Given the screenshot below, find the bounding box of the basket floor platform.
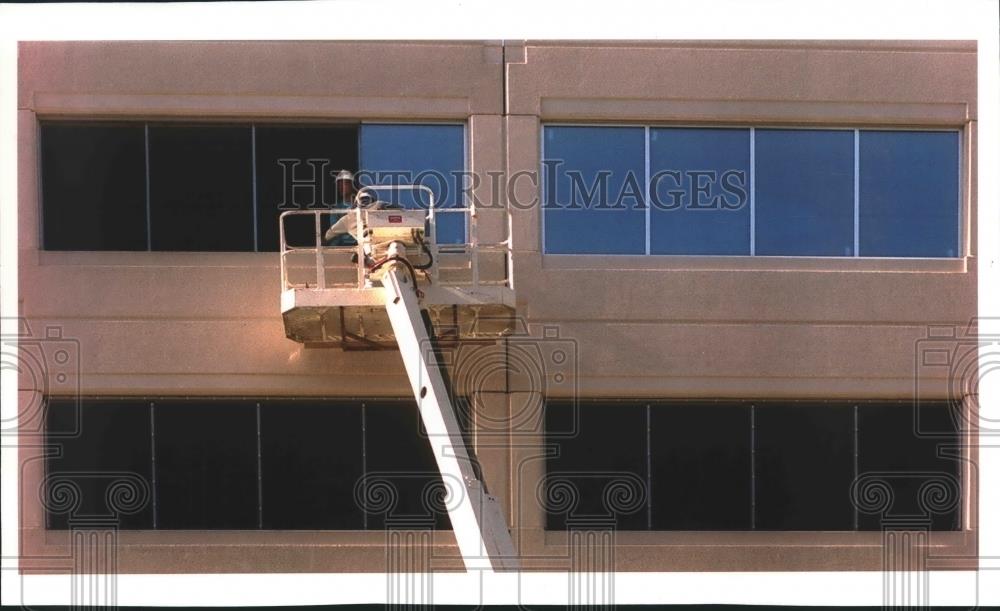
[281,285,516,349]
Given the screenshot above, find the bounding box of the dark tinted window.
[754,129,855,256]
[45,399,154,529]
[360,124,466,245]
[544,400,964,532]
[40,123,148,251]
[254,125,358,252]
[649,404,752,529]
[754,404,856,530]
[148,125,254,251]
[545,402,648,530]
[45,397,451,531]
[857,402,962,531]
[259,400,365,529]
[153,399,260,529]
[363,401,451,529]
[543,126,646,254]
[859,131,960,257]
[649,128,751,255]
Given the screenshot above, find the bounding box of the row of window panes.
[45,398,460,530]
[541,126,961,258]
[41,122,961,257]
[39,122,467,252]
[46,397,963,532]
[545,400,962,531]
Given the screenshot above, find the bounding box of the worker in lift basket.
[324,169,361,247]
[323,170,402,245]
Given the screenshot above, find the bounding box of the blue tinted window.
[859,131,959,257]
[754,129,855,256]
[359,124,466,245]
[543,126,646,254]
[649,128,750,255]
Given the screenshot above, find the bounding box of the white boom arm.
[382,258,519,572]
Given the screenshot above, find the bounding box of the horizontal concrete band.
[29,92,472,120]
[539,98,970,125]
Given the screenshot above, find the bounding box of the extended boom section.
[383,251,519,571]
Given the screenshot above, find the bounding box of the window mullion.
[644,125,650,256]
[150,400,158,529]
[145,123,152,252]
[749,127,756,256]
[750,403,756,530]
[256,400,263,529]
[646,402,652,529]
[251,124,259,252]
[853,403,859,530]
[854,129,860,257]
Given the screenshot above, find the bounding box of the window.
[546,402,648,529]
[45,399,154,529]
[148,125,255,252]
[649,403,752,529]
[857,402,962,530]
[754,129,855,256]
[543,126,646,254]
[258,400,365,530]
[40,123,148,251]
[541,125,961,258]
[360,124,467,246]
[44,398,449,531]
[39,121,466,252]
[545,400,963,531]
[649,128,751,255]
[859,131,960,257]
[153,399,260,529]
[254,125,359,252]
[364,401,452,529]
[753,403,855,530]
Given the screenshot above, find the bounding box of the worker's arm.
[324,213,355,242]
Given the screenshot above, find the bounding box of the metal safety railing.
[279,184,513,293]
